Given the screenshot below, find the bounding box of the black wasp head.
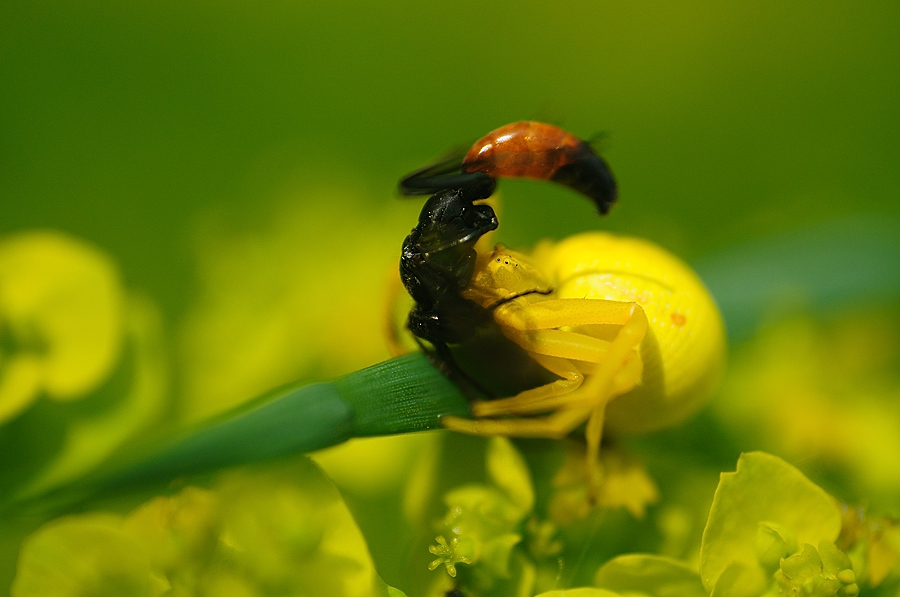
[400,185,498,305]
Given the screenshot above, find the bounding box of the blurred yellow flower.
[549,444,659,523]
[0,231,168,504]
[714,311,900,510]
[0,231,123,422]
[177,186,415,421]
[699,452,844,597]
[122,486,220,588]
[12,457,394,597]
[11,513,169,597]
[535,589,620,597]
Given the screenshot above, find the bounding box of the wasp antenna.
[530,103,566,128]
[584,130,611,149]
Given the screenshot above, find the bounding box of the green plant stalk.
[12,353,467,510]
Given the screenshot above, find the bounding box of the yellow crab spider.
[440,233,726,485]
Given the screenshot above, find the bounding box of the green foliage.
[594,554,708,597]
[11,459,397,597]
[699,452,842,595]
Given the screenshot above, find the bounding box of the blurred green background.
[4,1,898,324]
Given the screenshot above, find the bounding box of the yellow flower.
[425,437,542,593]
[0,231,167,503]
[714,312,900,510]
[0,231,123,422]
[177,188,414,421]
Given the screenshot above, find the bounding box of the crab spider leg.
[577,304,648,473]
[472,353,584,417]
[442,405,594,439]
[443,301,648,435]
[494,297,641,331]
[467,300,647,417]
[471,350,641,417]
[442,298,649,498]
[504,328,616,364]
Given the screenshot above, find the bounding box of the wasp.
[395,122,725,491]
[397,122,618,372]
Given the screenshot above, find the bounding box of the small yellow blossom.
[0,233,166,503]
[550,443,659,524]
[774,542,859,597]
[428,535,473,577]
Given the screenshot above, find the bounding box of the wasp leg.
[384,269,413,358]
[419,338,496,400]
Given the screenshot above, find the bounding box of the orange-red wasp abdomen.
[462,121,617,214]
[462,121,582,180]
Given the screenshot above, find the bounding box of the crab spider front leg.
[471,352,585,417]
[441,298,649,491]
[475,298,647,413]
